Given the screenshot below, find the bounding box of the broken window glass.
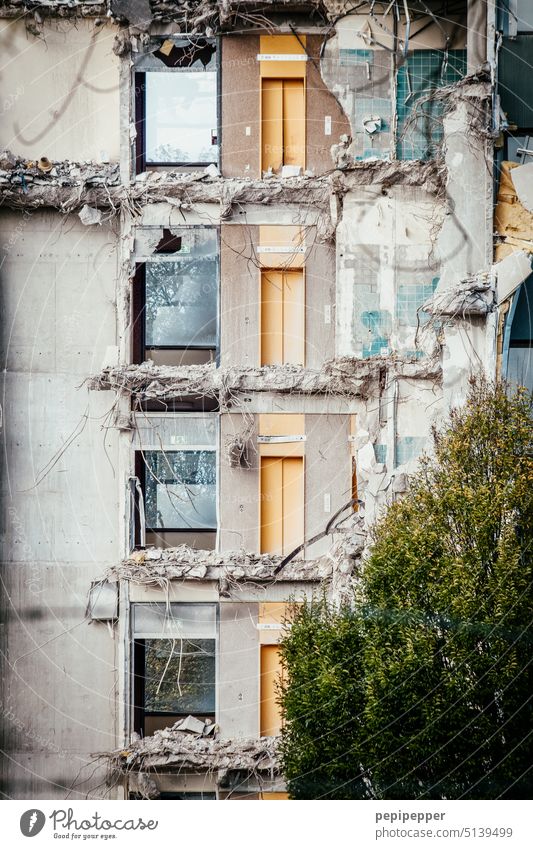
[133,602,217,639]
[133,227,219,367]
[144,450,217,530]
[143,638,215,714]
[145,229,218,349]
[133,603,217,734]
[145,71,218,165]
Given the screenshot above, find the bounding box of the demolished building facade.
[0,0,531,799]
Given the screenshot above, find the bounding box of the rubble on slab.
[106,519,366,593]
[89,357,442,403]
[0,154,446,215]
[0,0,335,29]
[423,273,495,319]
[98,726,280,776]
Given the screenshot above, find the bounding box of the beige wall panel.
[221,35,260,178]
[219,413,260,551]
[306,35,351,175]
[220,224,260,368]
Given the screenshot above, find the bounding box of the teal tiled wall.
[396,50,467,159]
[396,277,439,327]
[395,436,426,466]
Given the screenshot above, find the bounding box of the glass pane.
[144,451,216,530]
[133,603,216,639]
[144,638,215,714]
[133,414,216,450]
[145,71,218,164]
[506,135,533,163]
[145,231,218,347]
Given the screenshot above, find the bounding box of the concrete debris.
[112,29,131,56]
[110,0,152,32]
[174,715,211,736]
[105,515,367,606]
[89,357,442,403]
[0,156,447,215]
[495,250,532,304]
[0,150,17,170]
[78,204,103,226]
[98,727,280,775]
[1,1,333,28]
[136,772,158,799]
[422,274,495,318]
[0,1,107,19]
[0,152,120,212]
[510,162,533,214]
[107,540,356,586]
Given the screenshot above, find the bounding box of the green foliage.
[279,382,533,799]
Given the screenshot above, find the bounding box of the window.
[133,603,217,736]
[504,275,533,394]
[260,269,305,365]
[504,133,533,163]
[138,449,217,550]
[132,227,218,367]
[131,793,216,800]
[499,35,533,129]
[134,39,218,172]
[260,456,304,555]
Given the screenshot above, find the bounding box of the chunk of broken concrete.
[175,715,207,735]
[510,161,533,214]
[204,163,220,178]
[495,249,532,303]
[79,204,103,226]
[281,164,302,178]
[0,150,17,170]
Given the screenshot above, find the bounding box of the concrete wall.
[221,35,260,179]
[218,602,259,740]
[219,413,260,552]
[220,224,260,368]
[336,186,444,358]
[305,414,352,557]
[220,34,350,178]
[220,224,335,369]
[0,211,120,798]
[0,20,120,162]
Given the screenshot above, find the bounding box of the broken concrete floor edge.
[0,0,337,29]
[108,536,364,586]
[0,158,447,214]
[89,357,443,401]
[96,731,281,785]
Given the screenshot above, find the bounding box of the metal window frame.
[131,601,219,736]
[132,225,220,366]
[133,37,221,174]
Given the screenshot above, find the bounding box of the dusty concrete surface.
[89,357,442,402]
[99,726,280,777]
